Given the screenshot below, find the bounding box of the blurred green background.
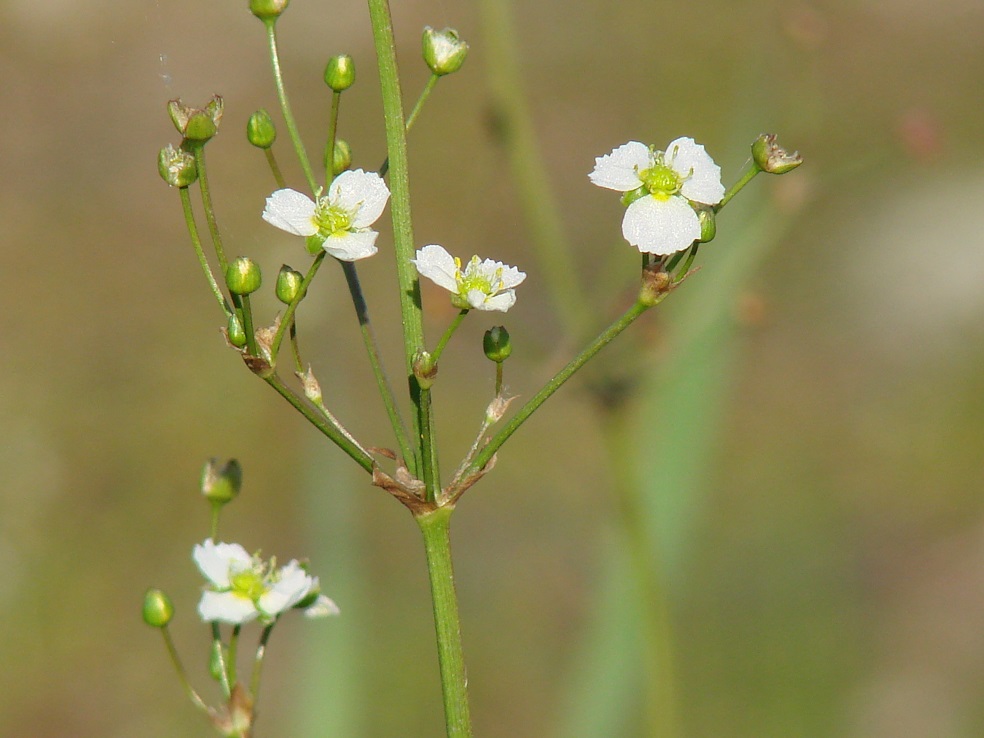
[3,0,984,736]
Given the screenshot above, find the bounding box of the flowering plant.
[146,1,801,736]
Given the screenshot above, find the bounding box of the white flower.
[262,169,390,261]
[193,540,319,625]
[589,137,724,255]
[412,244,526,312]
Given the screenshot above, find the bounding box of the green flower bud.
[246,109,277,149]
[324,54,355,92]
[483,326,512,363]
[412,350,438,389]
[422,26,469,76]
[225,257,262,295]
[168,96,224,142]
[200,458,243,504]
[329,139,352,176]
[250,0,289,21]
[142,588,174,628]
[158,144,198,188]
[697,208,716,243]
[751,133,803,174]
[227,314,247,348]
[275,265,304,304]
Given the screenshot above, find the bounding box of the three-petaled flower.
[193,539,338,625]
[262,169,390,261]
[589,137,724,255]
[412,244,526,312]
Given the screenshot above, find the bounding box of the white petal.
[304,594,341,619]
[262,189,319,236]
[259,561,314,617]
[198,590,258,624]
[323,230,379,261]
[478,290,516,312]
[666,137,725,205]
[193,540,251,588]
[495,264,526,289]
[412,244,461,292]
[621,195,700,255]
[589,141,652,191]
[329,169,390,228]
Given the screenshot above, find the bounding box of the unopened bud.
[158,144,198,188]
[226,314,247,348]
[250,0,289,21]
[412,350,438,389]
[422,27,468,76]
[142,588,174,628]
[697,208,716,243]
[329,139,352,176]
[209,640,227,682]
[201,458,243,504]
[168,96,224,142]
[324,54,355,92]
[751,133,803,174]
[226,257,262,295]
[276,265,304,304]
[246,110,277,149]
[483,326,512,363]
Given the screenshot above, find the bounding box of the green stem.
[262,373,374,473]
[179,187,229,316]
[251,623,276,702]
[236,293,260,358]
[340,261,414,470]
[715,163,760,212]
[324,90,341,189]
[227,625,241,687]
[477,0,591,338]
[264,19,318,193]
[495,362,503,396]
[420,386,440,503]
[271,253,326,362]
[366,0,425,374]
[160,626,209,712]
[211,622,232,698]
[431,310,468,365]
[467,297,659,476]
[209,501,222,541]
[416,507,472,737]
[379,74,440,178]
[367,0,428,486]
[190,144,228,271]
[265,148,286,189]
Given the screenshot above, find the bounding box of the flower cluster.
[413,244,526,312]
[193,539,338,625]
[590,137,724,255]
[262,169,390,261]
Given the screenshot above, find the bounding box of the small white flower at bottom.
[261,169,390,262]
[589,137,724,255]
[412,244,526,312]
[193,539,320,625]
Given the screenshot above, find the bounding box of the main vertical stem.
[366,0,426,475]
[416,507,473,737]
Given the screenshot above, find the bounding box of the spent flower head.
[590,137,724,255]
[412,244,526,312]
[262,169,390,261]
[193,539,333,625]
